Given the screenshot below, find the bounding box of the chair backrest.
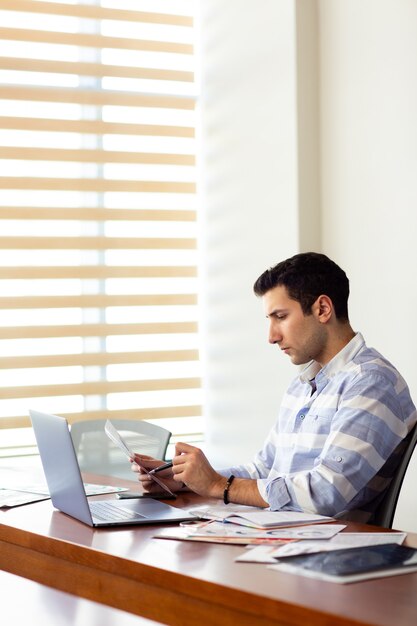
[371,423,417,528]
[70,418,171,481]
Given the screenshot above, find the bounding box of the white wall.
[319,0,417,531]
[199,0,417,530]
[198,0,300,466]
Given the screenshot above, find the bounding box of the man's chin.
[290,355,310,366]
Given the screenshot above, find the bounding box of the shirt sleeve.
[220,371,414,516]
[261,372,411,515]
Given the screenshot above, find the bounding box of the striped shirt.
[222,333,417,521]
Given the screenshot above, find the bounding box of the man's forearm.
[209,475,269,508]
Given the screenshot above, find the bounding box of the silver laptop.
[29,409,197,527]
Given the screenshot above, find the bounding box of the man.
[132,252,416,521]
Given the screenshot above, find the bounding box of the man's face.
[262,285,328,366]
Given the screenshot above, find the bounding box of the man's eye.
[275,314,286,320]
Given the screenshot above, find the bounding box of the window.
[0,0,201,461]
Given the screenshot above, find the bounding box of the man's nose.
[268,322,282,345]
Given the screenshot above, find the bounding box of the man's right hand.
[131,453,182,493]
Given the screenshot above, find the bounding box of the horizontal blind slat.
[4,406,203,429]
[0,266,198,279]
[0,178,196,193]
[2,1,194,27]
[0,378,201,400]
[0,117,195,138]
[0,146,195,166]
[0,28,193,54]
[0,350,199,369]
[0,294,197,309]
[0,57,194,83]
[0,237,196,249]
[0,208,196,221]
[0,86,195,109]
[0,322,198,340]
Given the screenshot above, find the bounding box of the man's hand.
[172,442,269,507]
[171,442,226,498]
[131,453,182,494]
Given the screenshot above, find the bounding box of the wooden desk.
[1,480,417,626]
[1,569,160,626]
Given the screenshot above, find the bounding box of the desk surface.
[1,477,417,626]
[1,569,159,626]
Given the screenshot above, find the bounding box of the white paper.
[257,523,346,539]
[236,544,288,564]
[105,419,134,459]
[238,532,407,563]
[0,489,49,508]
[178,521,344,539]
[0,484,128,508]
[270,531,407,558]
[105,419,175,496]
[192,504,332,529]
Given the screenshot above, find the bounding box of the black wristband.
[223,474,235,505]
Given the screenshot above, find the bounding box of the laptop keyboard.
[90,500,145,521]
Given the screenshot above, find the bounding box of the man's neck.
[317,324,356,368]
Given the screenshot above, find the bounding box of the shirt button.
[299,414,305,420]
[336,456,343,463]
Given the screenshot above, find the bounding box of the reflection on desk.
[1,570,160,626]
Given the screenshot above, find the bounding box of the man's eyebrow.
[266,308,287,318]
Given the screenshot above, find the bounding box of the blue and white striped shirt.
[222,333,417,521]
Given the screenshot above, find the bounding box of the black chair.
[71,418,171,481]
[371,423,417,528]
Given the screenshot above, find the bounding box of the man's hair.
[253,252,350,321]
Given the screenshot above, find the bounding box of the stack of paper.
[191,504,333,529]
[155,522,345,546]
[154,505,338,546]
[236,532,407,563]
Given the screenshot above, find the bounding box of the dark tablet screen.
[283,543,417,576]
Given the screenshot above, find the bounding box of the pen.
[148,460,173,475]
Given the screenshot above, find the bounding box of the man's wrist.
[209,474,229,499]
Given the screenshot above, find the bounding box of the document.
[236,531,407,563]
[104,419,175,496]
[154,529,292,546]
[0,484,127,508]
[155,521,344,547]
[269,543,417,584]
[154,525,298,546]
[192,504,333,529]
[0,489,49,508]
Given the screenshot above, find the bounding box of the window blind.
[0,0,202,456]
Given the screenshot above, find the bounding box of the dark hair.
[253,252,350,321]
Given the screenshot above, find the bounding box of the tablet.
[282,543,417,577]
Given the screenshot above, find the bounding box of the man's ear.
[313,295,333,323]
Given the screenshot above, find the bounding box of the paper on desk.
[105,419,175,496]
[184,521,345,540]
[0,484,127,508]
[154,521,344,547]
[154,525,297,546]
[191,504,333,529]
[84,483,128,496]
[236,531,407,563]
[0,489,50,508]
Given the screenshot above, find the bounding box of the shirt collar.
[299,332,365,387]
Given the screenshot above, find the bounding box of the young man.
[132,252,417,521]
